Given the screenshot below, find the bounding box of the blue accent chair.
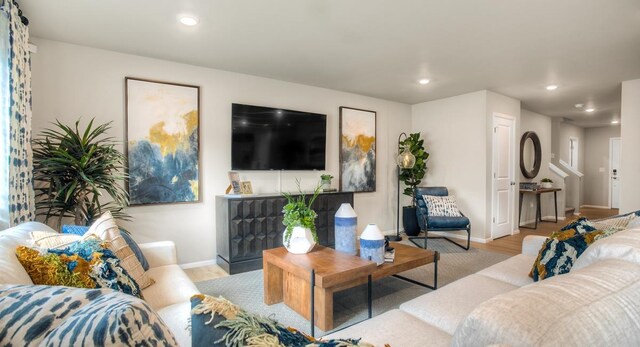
[412,187,471,250]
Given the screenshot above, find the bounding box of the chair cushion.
[0,284,178,346]
[323,309,452,347]
[426,216,470,229]
[399,274,518,335]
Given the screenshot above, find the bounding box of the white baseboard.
[581,205,610,209]
[180,259,217,269]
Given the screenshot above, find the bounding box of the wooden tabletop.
[519,188,561,194]
[262,245,377,288]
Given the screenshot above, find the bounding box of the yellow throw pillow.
[84,212,155,289]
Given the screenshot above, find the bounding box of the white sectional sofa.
[0,222,198,347]
[325,229,640,346]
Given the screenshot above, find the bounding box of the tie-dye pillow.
[15,238,142,298]
[560,217,597,234]
[0,285,177,346]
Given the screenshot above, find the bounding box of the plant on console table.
[399,133,429,236]
[282,182,321,254]
[32,118,130,228]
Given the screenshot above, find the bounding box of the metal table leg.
[310,269,315,337]
[367,275,372,319]
[393,251,439,290]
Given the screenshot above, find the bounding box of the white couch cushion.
[573,228,640,271]
[452,259,640,347]
[0,222,54,285]
[322,309,451,347]
[399,274,517,335]
[476,253,536,287]
[143,264,199,310]
[157,301,192,347]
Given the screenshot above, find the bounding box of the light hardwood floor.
[184,207,620,282]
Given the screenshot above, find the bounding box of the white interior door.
[569,137,579,169]
[610,137,621,209]
[492,114,515,239]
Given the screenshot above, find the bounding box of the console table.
[216,191,354,274]
[518,188,561,230]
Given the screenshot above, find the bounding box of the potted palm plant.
[32,118,130,227]
[282,181,321,254]
[399,133,429,236]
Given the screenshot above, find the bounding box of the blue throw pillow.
[61,224,150,271]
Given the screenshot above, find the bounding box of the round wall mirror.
[520,131,541,179]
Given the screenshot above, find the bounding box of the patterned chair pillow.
[592,213,636,231]
[423,195,462,217]
[0,284,177,346]
[15,238,143,298]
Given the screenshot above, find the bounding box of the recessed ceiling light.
[545,85,558,91]
[611,120,620,124]
[574,103,584,108]
[179,15,199,26]
[585,108,595,113]
[418,79,430,85]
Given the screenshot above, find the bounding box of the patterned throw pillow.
[191,294,373,347]
[0,284,177,346]
[15,238,143,298]
[529,230,605,281]
[424,195,462,217]
[560,217,597,234]
[62,224,150,271]
[85,212,154,288]
[592,213,636,231]
[30,231,81,249]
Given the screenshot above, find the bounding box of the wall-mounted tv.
[231,103,327,170]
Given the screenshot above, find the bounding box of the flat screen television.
[231,103,327,170]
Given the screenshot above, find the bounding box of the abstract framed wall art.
[125,77,200,205]
[339,107,376,192]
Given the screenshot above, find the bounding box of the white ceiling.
[21,0,640,127]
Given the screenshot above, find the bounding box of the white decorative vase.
[360,223,385,265]
[321,179,331,190]
[283,226,316,254]
[335,203,357,255]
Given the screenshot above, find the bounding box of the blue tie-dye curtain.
[0,0,33,229]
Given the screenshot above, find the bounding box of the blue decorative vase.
[360,223,385,265]
[335,203,357,255]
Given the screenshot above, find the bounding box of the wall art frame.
[124,77,201,206]
[339,106,377,193]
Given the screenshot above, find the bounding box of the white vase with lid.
[359,223,385,265]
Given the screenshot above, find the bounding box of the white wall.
[411,90,520,241]
[552,120,585,210]
[620,79,640,213]
[520,109,555,221]
[412,91,488,241]
[30,38,412,264]
[583,125,621,208]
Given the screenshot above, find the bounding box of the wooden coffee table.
[263,243,439,334]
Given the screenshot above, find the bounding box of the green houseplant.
[540,178,553,189]
[282,181,321,253]
[32,119,130,227]
[398,133,430,235]
[320,174,334,190]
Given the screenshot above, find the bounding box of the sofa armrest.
[139,241,177,268]
[521,235,547,256]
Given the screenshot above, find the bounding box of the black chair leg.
[408,227,471,251]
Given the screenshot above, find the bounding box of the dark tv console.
[215,191,354,274]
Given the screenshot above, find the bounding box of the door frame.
[491,112,516,239]
[608,137,621,209]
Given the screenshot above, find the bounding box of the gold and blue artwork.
[125,78,200,205]
[339,107,376,192]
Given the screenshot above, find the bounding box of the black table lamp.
[390,132,416,241]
